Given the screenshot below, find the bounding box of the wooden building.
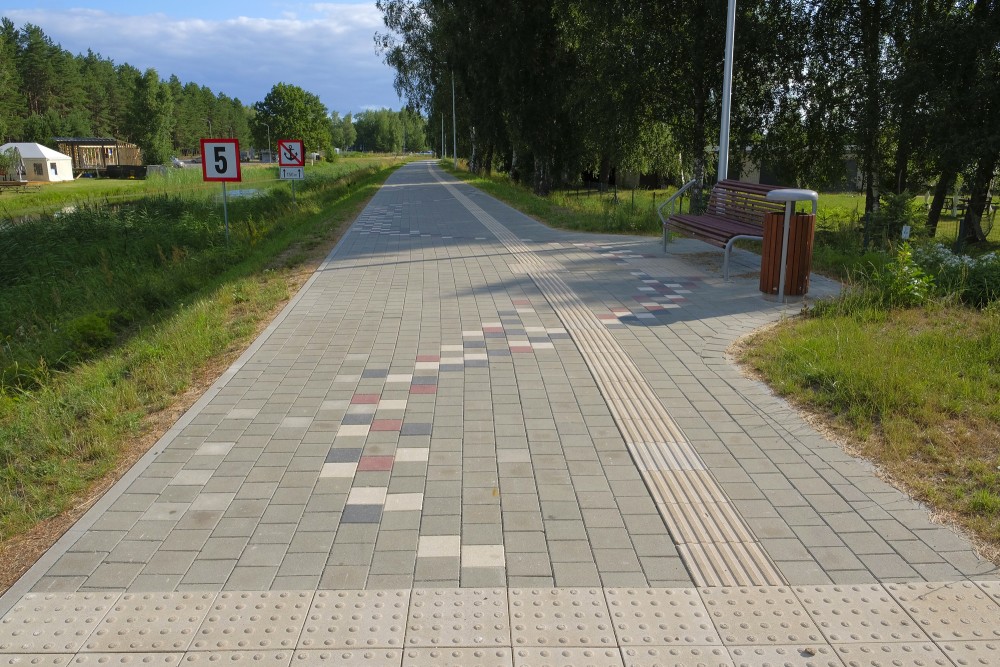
[53,138,143,175]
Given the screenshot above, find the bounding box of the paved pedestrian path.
[1,162,997,665]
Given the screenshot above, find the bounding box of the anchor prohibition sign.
[278,139,305,167]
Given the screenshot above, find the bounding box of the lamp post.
[204,118,212,135]
[718,0,736,181]
[263,122,271,163]
[451,69,457,169]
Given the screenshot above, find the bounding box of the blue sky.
[3,1,402,114]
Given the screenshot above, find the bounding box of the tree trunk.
[469,126,478,174]
[959,153,998,245]
[892,139,910,195]
[860,0,883,217]
[690,91,707,214]
[598,154,612,193]
[926,169,955,236]
[483,144,494,176]
[534,154,552,196]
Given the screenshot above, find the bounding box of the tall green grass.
[0,159,392,393]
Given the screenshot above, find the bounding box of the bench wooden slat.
[666,180,786,250]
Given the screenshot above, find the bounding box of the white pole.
[718,0,736,182]
[452,70,457,169]
[222,182,230,245]
[778,201,792,303]
[441,113,444,159]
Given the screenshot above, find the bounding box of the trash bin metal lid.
[766,188,818,213]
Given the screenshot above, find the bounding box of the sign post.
[200,138,241,244]
[278,139,305,203]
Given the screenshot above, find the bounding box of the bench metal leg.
[723,234,763,282]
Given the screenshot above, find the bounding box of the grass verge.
[739,305,1000,558]
[0,159,400,589]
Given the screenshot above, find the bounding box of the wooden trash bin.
[759,211,816,297]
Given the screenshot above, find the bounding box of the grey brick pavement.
[4,161,995,605]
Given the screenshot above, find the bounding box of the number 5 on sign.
[200,138,241,182]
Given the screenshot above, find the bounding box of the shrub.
[63,311,116,355]
[912,242,1000,307]
[863,242,933,309]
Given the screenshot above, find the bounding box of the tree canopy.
[252,83,335,156]
[376,0,1000,240]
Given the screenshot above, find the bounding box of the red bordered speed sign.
[201,138,242,182]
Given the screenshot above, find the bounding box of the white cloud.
[3,5,399,113]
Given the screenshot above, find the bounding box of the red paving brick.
[409,384,437,394]
[370,419,403,431]
[357,455,394,471]
[351,394,381,404]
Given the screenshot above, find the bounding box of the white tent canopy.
[0,142,74,183]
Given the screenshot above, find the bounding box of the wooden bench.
[658,179,787,280]
[0,180,40,193]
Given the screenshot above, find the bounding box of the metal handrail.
[657,179,697,251]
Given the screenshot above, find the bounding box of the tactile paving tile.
[192,592,312,651]
[974,579,1000,606]
[0,656,76,667]
[604,588,720,645]
[508,589,615,648]
[512,647,622,666]
[698,587,823,646]
[400,647,512,666]
[939,640,1000,666]
[886,582,1000,642]
[300,590,409,649]
[70,654,184,666]
[727,644,841,667]
[82,592,216,652]
[181,651,294,666]
[292,649,403,666]
[0,592,119,653]
[793,585,926,643]
[831,642,951,666]
[405,589,510,648]
[620,645,733,667]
